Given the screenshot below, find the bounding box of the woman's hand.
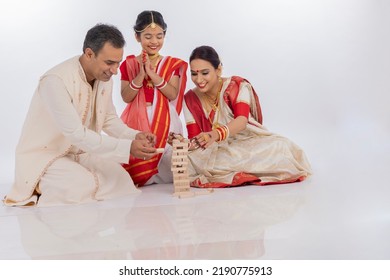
[192,131,219,149]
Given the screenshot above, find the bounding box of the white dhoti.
[36,153,140,207]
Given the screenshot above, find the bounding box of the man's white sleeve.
[39,75,132,163]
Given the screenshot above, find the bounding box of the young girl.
[120,11,188,186]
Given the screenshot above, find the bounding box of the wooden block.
[172,138,197,198]
[172,155,187,160]
[156,148,164,153]
[171,168,188,172]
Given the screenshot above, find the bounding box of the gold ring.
[203,134,210,142]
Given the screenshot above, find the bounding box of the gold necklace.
[204,78,223,128]
[204,78,223,110]
[148,53,160,61]
[204,96,218,111]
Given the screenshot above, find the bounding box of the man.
[4,24,158,207]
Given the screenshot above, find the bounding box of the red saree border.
[191,172,307,188]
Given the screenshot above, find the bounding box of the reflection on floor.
[1,124,390,260]
[1,183,306,259]
[1,171,389,260]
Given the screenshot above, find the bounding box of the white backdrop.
[1,0,389,183]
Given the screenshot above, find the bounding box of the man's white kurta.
[4,56,140,206]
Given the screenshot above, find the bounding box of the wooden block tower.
[171,139,194,198]
[171,138,214,198]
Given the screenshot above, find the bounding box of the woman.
[183,46,311,188]
[120,11,188,186]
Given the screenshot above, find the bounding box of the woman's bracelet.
[214,125,229,142]
[129,80,142,91]
[225,125,230,139]
[155,79,167,90]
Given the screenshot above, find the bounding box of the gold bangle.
[214,125,228,142]
[225,125,230,139]
[215,128,222,142]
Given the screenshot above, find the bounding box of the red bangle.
[214,125,229,142]
[155,79,167,89]
[130,80,142,90]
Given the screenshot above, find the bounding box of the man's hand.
[167,132,185,146]
[131,132,158,160]
[135,132,156,147]
[130,139,157,160]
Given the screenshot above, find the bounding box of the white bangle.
[129,80,142,90]
[156,80,167,90]
[128,83,138,91]
[154,79,165,87]
[225,125,230,139]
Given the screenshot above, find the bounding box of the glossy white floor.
[1,121,389,260]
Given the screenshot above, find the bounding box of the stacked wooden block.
[171,139,193,198]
